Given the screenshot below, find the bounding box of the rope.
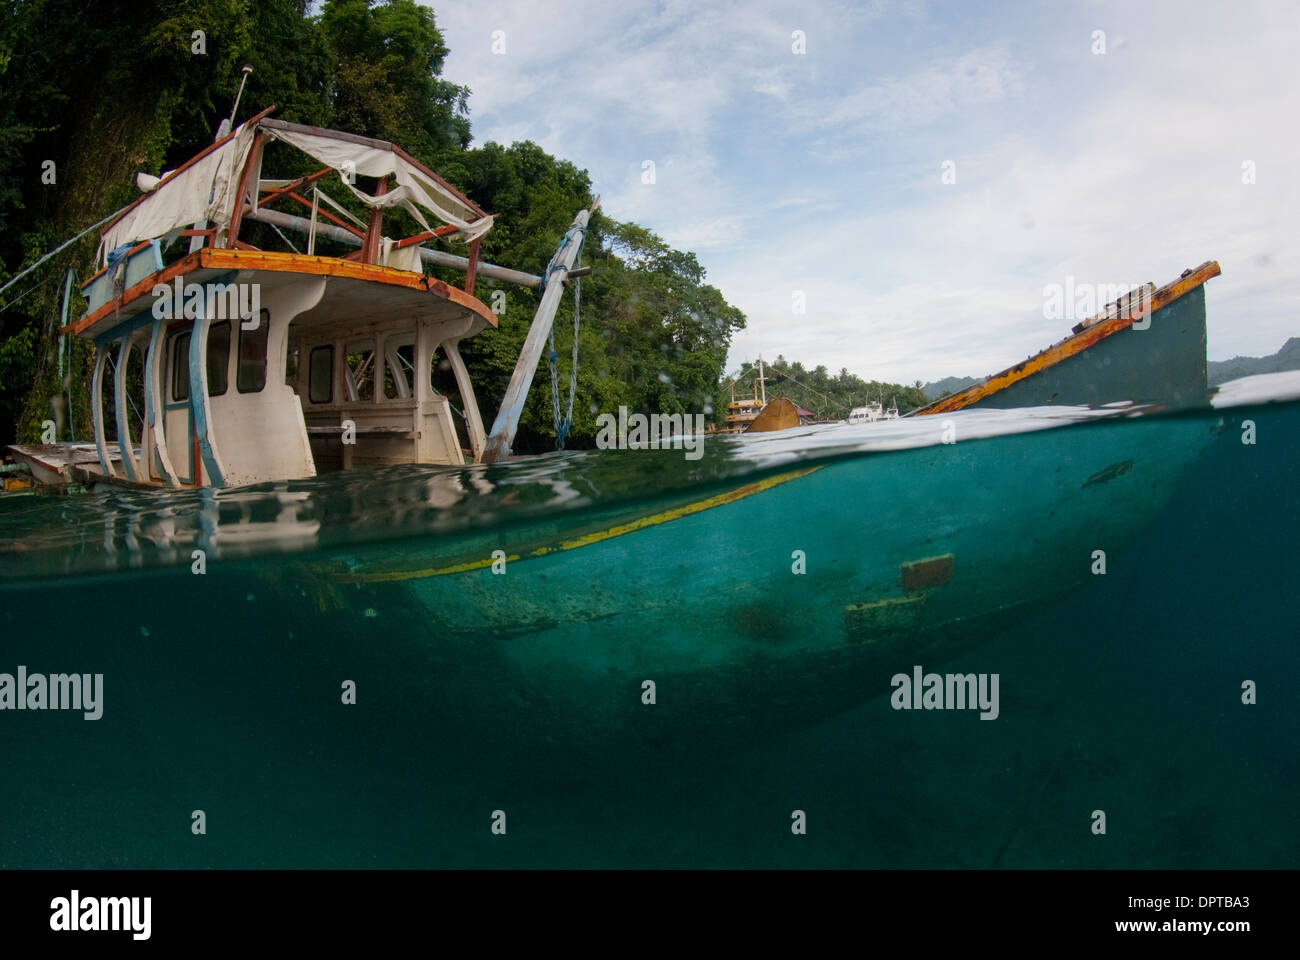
[268,221,301,253]
[0,274,57,315]
[0,205,127,301]
[545,222,586,450]
[535,220,587,297]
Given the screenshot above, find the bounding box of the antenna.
[214,65,254,141]
[193,65,254,252]
[229,65,254,129]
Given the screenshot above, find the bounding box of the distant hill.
[921,338,1300,401]
[1208,338,1300,385]
[921,376,981,402]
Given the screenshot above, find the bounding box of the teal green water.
[0,381,1297,867]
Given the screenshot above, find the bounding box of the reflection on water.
[4,372,1298,581]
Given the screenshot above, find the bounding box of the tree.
[0,0,747,456]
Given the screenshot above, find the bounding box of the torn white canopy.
[260,121,493,242]
[98,119,257,264]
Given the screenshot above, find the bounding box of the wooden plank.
[901,554,955,591]
[914,261,1221,416]
[362,177,387,264]
[305,426,415,437]
[67,247,499,338]
[256,166,334,208]
[465,237,481,296]
[393,225,460,249]
[224,132,266,246]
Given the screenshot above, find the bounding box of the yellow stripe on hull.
[338,465,823,584]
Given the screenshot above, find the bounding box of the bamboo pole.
[481,199,599,464]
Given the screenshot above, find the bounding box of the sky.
[428,0,1300,384]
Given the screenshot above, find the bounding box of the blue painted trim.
[115,338,138,482]
[143,312,166,481]
[188,295,226,487]
[91,347,114,477]
[91,310,155,345]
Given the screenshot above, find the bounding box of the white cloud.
[427,0,1300,383]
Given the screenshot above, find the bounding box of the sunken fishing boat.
[0,105,1231,741]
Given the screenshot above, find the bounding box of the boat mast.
[189,65,254,254]
[481,199,600,463]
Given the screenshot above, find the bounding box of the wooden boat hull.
[744,397,801,433]
[315,412,1222,745]
[969,284,1207,410]
[917,262,1219,415]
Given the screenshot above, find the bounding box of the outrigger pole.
[481,199,600,464]
[244,207,550,289]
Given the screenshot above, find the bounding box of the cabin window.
[207,321,230,397]
[430,346,457,398]
[384,340,415,400]
[285,344,299,390]
[237,308,270,393]
[344,339,375,402]
[171,332,191,402]
[309,346,334,404]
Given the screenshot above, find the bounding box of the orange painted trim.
[66,248,498,338]
[288,191,365,238]
[71,251,206,334]
[393,225,460,249]
[257,166,334,208]
[914,261,1221,416]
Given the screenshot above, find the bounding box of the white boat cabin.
[847,402,883,424]
[66,113,505,488]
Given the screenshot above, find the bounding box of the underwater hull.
[328,414,1222,743]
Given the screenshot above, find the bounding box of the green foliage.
[433,141,745,451]
[731,357,929,419]
[321,0,469,155]
[0,325,36,438]
[0,0,745,456]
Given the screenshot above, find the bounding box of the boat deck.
[6,443,128,486]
